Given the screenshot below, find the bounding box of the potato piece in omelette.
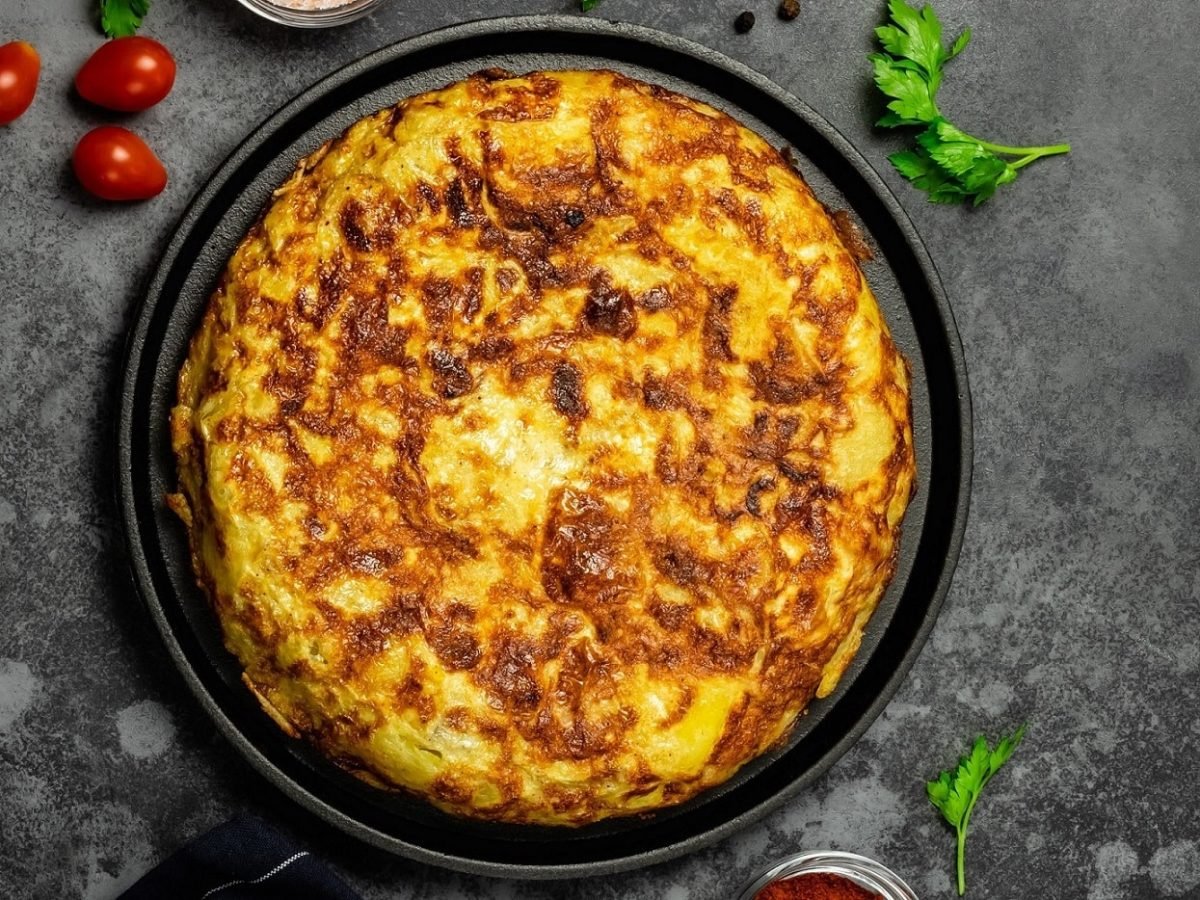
[169,69,915,825]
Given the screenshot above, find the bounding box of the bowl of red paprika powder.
[736,850,919,900]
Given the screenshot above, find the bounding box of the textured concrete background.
[1,0,1198,897]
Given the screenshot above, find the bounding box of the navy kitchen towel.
[119,814,361,899]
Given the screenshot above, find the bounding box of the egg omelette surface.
[169,69,916,825]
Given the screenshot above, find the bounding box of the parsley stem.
[955,767,995,896]
[955,816,970,895]
[973,138,1072,158]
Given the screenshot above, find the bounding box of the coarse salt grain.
[267,0,358,9]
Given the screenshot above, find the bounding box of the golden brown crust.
[170,69,915,824]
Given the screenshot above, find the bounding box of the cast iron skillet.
[117,15,972,879]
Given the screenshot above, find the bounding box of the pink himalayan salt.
[268,0,357,9]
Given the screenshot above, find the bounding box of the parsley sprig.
[100,0,152,38]
[927,724,1026,895]
[870,1,1069,205]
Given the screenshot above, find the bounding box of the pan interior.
[118,16,969,879]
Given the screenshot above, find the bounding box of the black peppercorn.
[778,0,800,21]
[734,10,755,33]
[564,208,585,229]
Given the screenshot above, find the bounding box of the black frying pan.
[116,15,972,879]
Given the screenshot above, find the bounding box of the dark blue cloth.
[120,814,361,900]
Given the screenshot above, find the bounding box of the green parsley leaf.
[875,0,945,81]
[871,55,940,125]
[932,118,976,145]
[100,0,151,38]
[928,139,987,177]
[869,2,1068,205]
[926,724,1027,895]
[920,121,985,174]
[888,149,935,181]
[988,724,1026,770]
[949,27,972,59]
[887,147,964,204]
[926,769,953,805]
[580,0,601,11]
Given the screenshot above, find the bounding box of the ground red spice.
[754,872,883,900]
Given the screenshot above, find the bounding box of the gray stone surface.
[1,0,1197,897]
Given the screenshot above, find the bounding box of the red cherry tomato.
[73,126,167,201]
[75,37,176,112]
[0,41,40,125]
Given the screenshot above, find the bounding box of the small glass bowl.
[234,0,385,28]
[735,850,920,900]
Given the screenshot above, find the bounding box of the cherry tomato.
[0,41,40,125]
[75,37,176,112]
[73,126,167,201]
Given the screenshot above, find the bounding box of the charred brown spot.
[560,719,619,760]
[347,548,394,574]
[480,634,541,710]
[541,490,634,615]
[474,73,562,123]
[589,98,627,179]
[444,174,485,230]
[714,189,766,246]
[553,642,595,711]
[345,593,425,659]
[829,208,874,262]
[759,643,822,720]
[431,774,471,804]
[748,340,840,407]
[445,179,471,227]
[745,476,776,517]
[339,200,371,252]
[427,348,473,399]
[461,267,484,321]
[263,359,314,418]
[385,104,405,132]
[655,440,681,484]
[649,599,692,631]
[583,274,637,339]
[527,72,562,98]
[776,484,838,568]
[692,621,760,673]
[470,335,515,361]
[749,361,813,405]
[420,272,482,332]
[474,67,517,82]
[641,371,687,411]
[442,707,469,731]
[550,361,588,420]
[778,459,817,483]
[710,698,755,766]
[652,540,712,589]
[339,198,395,252]
[495,267,519,294]
[637,285,672,311]
[544,610,584,658]
[564,208,586,229]
[340,293,413,368]
[300,258,349,328]
[702,284,738,363]
[420,278,454,331]
[416,182,441,213]
[444,139,487,228]
[427,625,482,671]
